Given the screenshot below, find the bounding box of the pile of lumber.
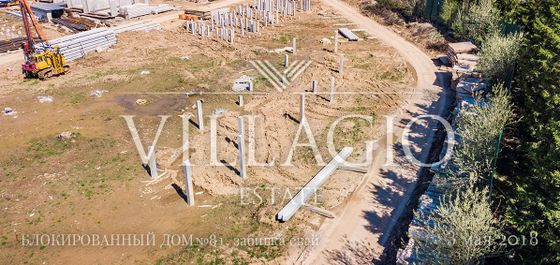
[447,42,479,72]
[52,17,96,32]
[0,37,25,53]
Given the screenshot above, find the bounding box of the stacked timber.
[447,42,479,71]
[52,17,93,32]
[0,37,32,53]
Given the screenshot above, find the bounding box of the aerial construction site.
[1,0,555,264]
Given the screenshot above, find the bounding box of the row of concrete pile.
[36,21,160,61]
[184,0,312,45]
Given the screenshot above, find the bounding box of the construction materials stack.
[120,3,153,19]
[35,21,161,61]
[120,3,173,19]
[447,42,479,72]
[36,28,116,61]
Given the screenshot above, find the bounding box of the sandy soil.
[0,0,419,264]
[289,0,451,264]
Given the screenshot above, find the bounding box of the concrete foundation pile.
[184,0,311,45]
[37,28,117,61]
[36,22,160,61]
[276,147,353,222]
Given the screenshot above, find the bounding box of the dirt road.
[294,0,451,263]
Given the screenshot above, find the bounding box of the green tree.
[413,188,503,264]
[479,32,523,83]
[438,84,514,190]
[500,0,560,263]
[447,0,501,44]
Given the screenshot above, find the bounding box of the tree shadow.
[323,237,377,265]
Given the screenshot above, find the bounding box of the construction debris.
[30,3,64,22]
[37,95,54,103]
[90,89,107,97]
[232,75,253,92]
[3,107,17,117]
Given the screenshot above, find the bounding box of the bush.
[445,0,502,44]
[413,187,503,265]
[377,0,425,19]
[439,83,514,189]
[479,32,523,83]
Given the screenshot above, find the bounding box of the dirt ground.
[341,0,448,57]
[0,1,413,264]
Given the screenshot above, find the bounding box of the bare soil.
[0,1,413,264]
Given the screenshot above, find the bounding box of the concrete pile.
[184,0,312,45]
[338,28,358,41]
[397,77,490,265]
[37,28,117,61]
[277,147,353,222]
[36,21,161,61]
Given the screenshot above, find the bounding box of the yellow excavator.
[0,1,19,7]
[18,0,68,79]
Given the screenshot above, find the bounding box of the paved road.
[294,0,450,263]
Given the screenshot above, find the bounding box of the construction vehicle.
[0,0,18,7]
[18,0,68,79]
